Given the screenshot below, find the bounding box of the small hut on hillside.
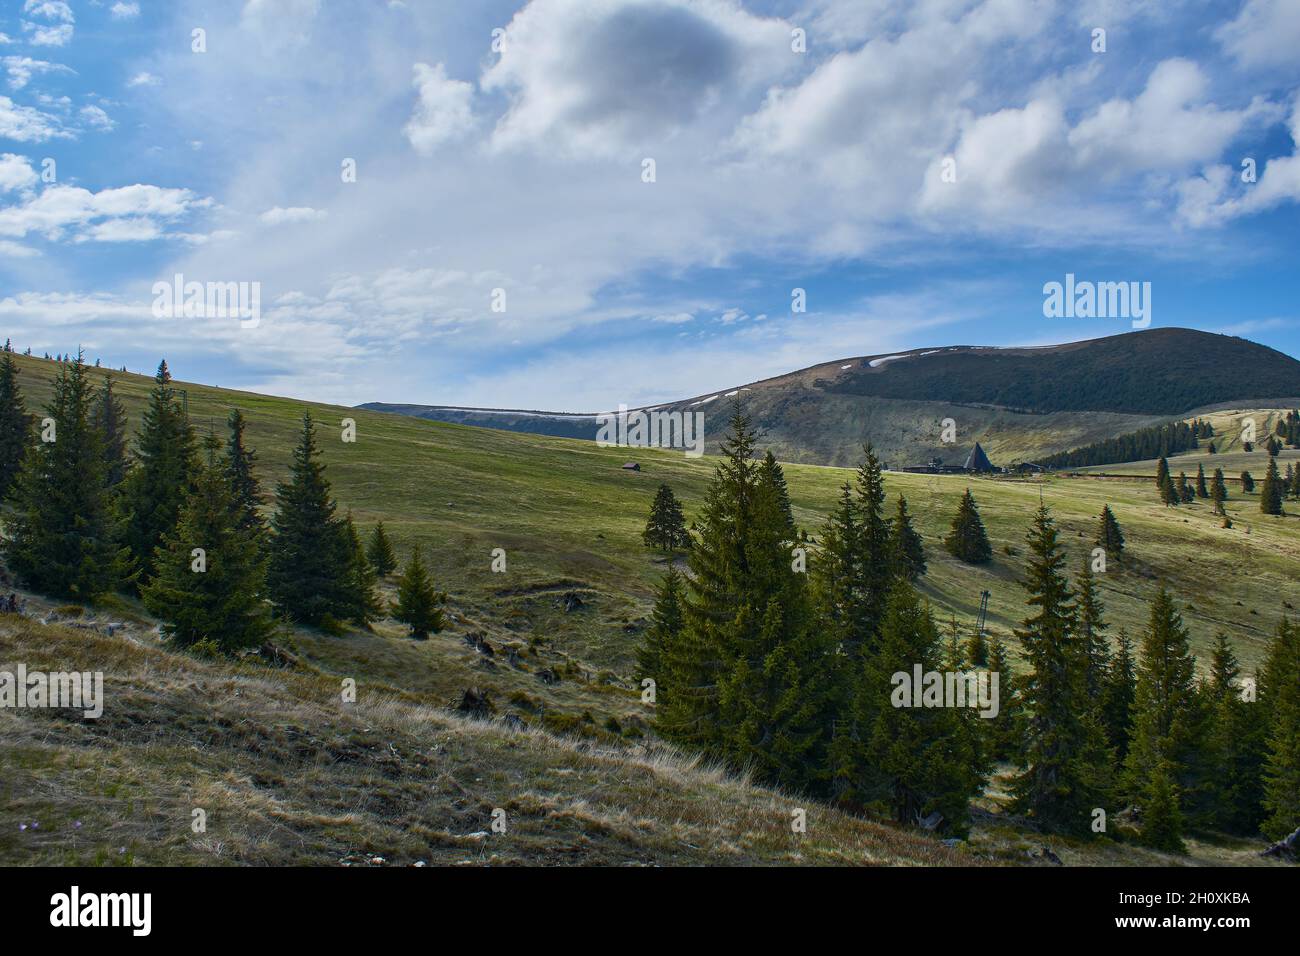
[964,442,996,473]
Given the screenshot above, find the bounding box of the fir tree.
[985,636,1025,763]
[1260,618,1300,840]
[223,409,265,541]
[1124,587,1203,840]
[889,494,926,581]
[1101,630,1137,762]
[943,489,992,564]
[1142,759,1186,853]
[1177,472,1194,504]
[642,483,691,552]
[1096,504,1125,561]
[1195,463,1208,498]
[1010,507,1112,836]
[1076,554,1110,700]
[120,360,197,587]
[90,375,129,489]
[4,352,124,599]
[1210,467,1227,516]
[861,582,984,835]
[266,412,359,629]
[1200,633,1266,834]
[638,564,684,687]
[341,512,382,626]
[759,451,795,537]
[1156,456,1178,506]
[391,545,446,639]
[1240,470,1254,494]
[142,436,275,652]
[366,521,398,577]
[1260,456,1284,515]
[0,346,31,501]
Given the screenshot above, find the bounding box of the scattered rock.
[1261,826,1299,861]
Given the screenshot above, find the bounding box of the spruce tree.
[861,582,984,835]
[638,565,684,687]
[224,409,265,541]
[341,512,382,626]
[90,375,129,489]
[642,483,691,552]
[1096,504,1125,561]
[1101,630,1137,762]
[889,494,926,581]
[1177,472,1194,504]
[1240,470,1254,494]
[944,489,992,564]
[1010,506,1112,836]
[4,352,124,599]
[142,437,275,652]
[1156,456,1178,506]
[391,545,446,639]
[1260,618,1300,840]
[1124,586,1202,843]
[1260,456,1284,515]
[1195,463,1208,498]
[1210,467,1227,515]
[1076,554,1110,700]
[1142,759,1186,853]
[266,412,357,629]
[121,360,197,587]
[1201,633,1266,834]
[366,521,398,577]
[759,450,795,537]
[985,636,1025,764]
[0,346,31,501]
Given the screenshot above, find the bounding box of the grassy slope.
[3,354,1296,866]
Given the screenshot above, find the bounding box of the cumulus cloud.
[403,63,475,155]
[3,55,74,91]
[482,0,793,155]
[1215,0,1300,71]
[0,95,67,141]
[79,104,115,131]
[127,71,160,88]
[0,153,39,192]
[110,2,141,19]
[22,0,75,47]
[0,182,211,243]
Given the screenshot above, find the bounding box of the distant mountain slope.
[363,329,1300,467]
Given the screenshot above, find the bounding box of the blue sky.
[1,0,1298,411]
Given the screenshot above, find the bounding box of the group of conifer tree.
[639,405,1299,845]
[0,347,446,651]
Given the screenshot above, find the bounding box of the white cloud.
[1215,0,1300,71]
[22,0,75,47]
[127,71,160,88]
[0,153,38,192]
[79,104,115,131]
[259,205,327,225]
[403,62,475,155]
[0,239,38,257]
[110,2,141,19]
[0,95,67,142]
[3,55,73,91]
[0,182,211,243]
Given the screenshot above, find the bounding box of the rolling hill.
[362,328,1300,468]
[2,350,1296,866]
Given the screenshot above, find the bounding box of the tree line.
[1040,418,1213,470]
[0,348,447,652]
[638,405,1299,846]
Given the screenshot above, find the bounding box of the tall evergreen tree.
[1101,629,1137,762]
[1124,587,1202,846]
[341,512,382,626]
[759,450,795,537]
[90,375,129,489]
[1142,759,1186,853]
[0,346,31,501]
[1195,463,1208,498]
[1156,456,1178,506]
[860,582,984,835]
[266,412,359,629]
[889,494,926,581]
[142,436,275,652]
[1240,470,1254,494]
[1200,633,1266,834]
[1076,554,1110,701]
[1096,504,1125,561]
[1260,456,1284,515]
[4,352,124,600]
[1210,467,1227,516]
[639,564,684,687]
[1176,472,1194,504]
[223,409,265,541]
[1010,507,1112,836]
[642,483,691,552]
[121,360,197,587]
[944,489,992,564]
[366,521,398,577]
[391,545,446,639]
[985,635,1026,763]
[1260,618,1300,840]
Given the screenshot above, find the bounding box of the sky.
[1,0,1298,412]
